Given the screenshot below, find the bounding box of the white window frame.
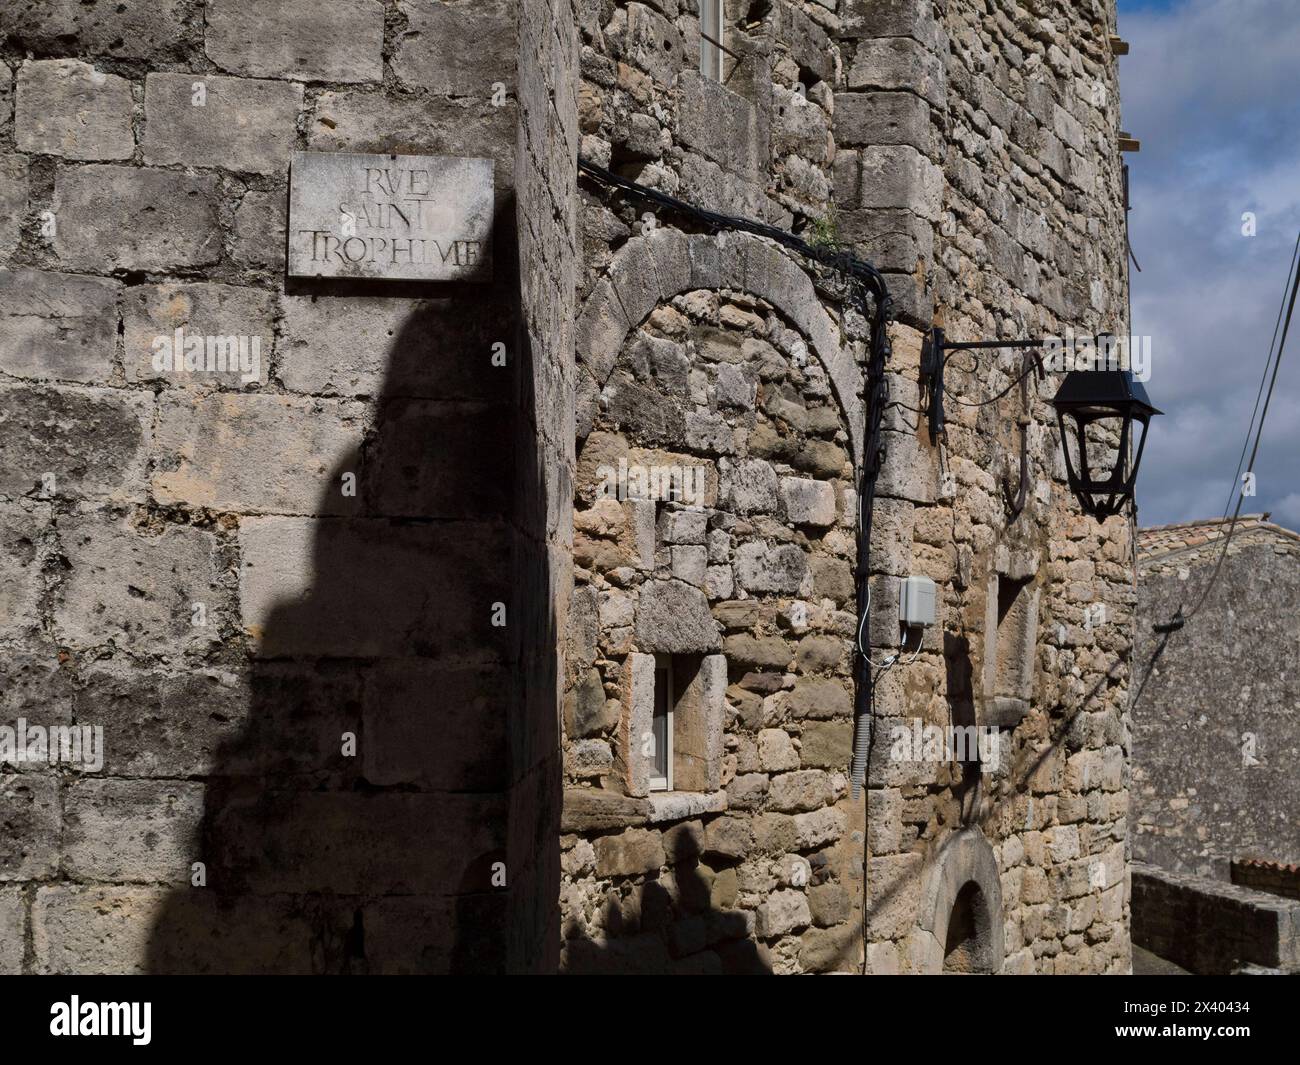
[699,0,724,82]
[648,655,674,792]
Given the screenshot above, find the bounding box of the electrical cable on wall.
[575,158,893,800]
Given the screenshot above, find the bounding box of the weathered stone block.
[755,888,810,937]
[675,653,728,791]
[856,144,943,220]
[205,0,384,83]
[53,511,224,654]
[567,666,617,738]
[799,922,857,971]
[232,190,287,271]
[634,579,720,653]
[809,881,851,927]
[15,59,133,160]
[768,770,834,813]
[792,807,845,849]
[723,457,779,515]
[239,516,509,660]
[63,779,203,884]
[866,851,922,938]
[678,71,765,175]
[799,720,852,768]
[0,887,23,973]
[846,36,946,109]
[280,295,499,400]
[33,886,323,974]
[781,475,837,527]
[786,677,851,720]
[308,92,516,184]
[561,788,652,832]
[758,728,800,772]
[152,393,363,514]
[0,775,59,880]
[734,541,809,595]
[0,154,28,258]
[0,384,151,500]
[367,399,510,520]
[54,165,221,272]
[0,268,119,384]
[842,0,941,44]
[594,827,665,877]
[392,0,517,96]
[705,815,754,860]
[143,74,302,175]
[567,738,615,779]
[363,662,508,791]
[724,634,792,670]
[205,792,506,895]
[834,91,932,154]
[122,281,274,390]
[625,3,685,87]
[0,0,188,61]
[0,504,42,640]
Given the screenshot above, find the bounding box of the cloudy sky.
[1117,0,1300,527]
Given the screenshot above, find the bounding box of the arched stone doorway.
[914,826,1005,974]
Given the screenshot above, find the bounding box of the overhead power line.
[1155,230,1300,632]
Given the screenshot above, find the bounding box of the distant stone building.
[1134,514,1300,877]
[1132,514,1300,972]
[0,0,1137,974]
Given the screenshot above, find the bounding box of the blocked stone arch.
[575,230,866,468]
[914,826,1006,974]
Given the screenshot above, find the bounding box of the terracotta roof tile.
[1137,513,1300,563]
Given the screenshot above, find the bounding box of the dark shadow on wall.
[145,199,561,973]
[558,830,773,974]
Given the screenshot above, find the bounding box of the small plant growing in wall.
[805,208,840,251]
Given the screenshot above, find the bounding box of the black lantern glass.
[1051,370,1161,520]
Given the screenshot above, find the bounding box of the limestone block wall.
[0,0,569,973]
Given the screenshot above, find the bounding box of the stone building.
[1130,515,1300,974]
[0,0,1136,974]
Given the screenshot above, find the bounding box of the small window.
[649,655,674,791]
[700,0,724,81]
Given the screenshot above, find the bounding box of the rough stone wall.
[0,0,560,973]
[560,0,872,974]
[1135,523,1300,879]
[843,0,1135,976]
[559,0,1135,976]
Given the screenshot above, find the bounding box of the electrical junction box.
[898,575,937,627]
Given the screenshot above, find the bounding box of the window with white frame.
[649,655,674,791]
[699,0,724,81]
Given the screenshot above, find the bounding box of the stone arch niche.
[914,827,1005,974]
[560,230,866,972]
[575,230,865,468]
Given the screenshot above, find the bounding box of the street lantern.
[1050,368,1161,521]
[920,325,1162,521]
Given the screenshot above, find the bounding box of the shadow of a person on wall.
[559,829,773,974]
[146,204,558,973]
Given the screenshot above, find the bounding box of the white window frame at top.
[700,0,724,82]
[649,654,674,792]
